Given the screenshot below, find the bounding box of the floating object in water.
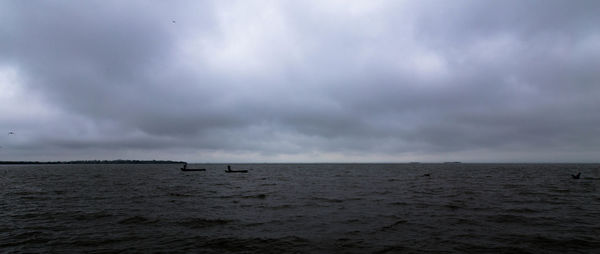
[181,167,206,172]
[225,170,248,173]
[571,172,581,179]
[180,163,205,172]
[422,173,431,177]
[8,132,14,135]
[225,165,248,173]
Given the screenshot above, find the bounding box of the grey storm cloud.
[1,0,599,162]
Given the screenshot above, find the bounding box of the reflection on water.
[1,163,599,253]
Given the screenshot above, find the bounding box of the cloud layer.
[1,0,599,162]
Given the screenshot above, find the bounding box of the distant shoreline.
[0,161,596,165]
[0,160,184,165]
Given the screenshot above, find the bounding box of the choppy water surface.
[1,163,599,253]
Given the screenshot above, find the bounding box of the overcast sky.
[1,0,599,162]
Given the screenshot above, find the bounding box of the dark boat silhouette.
[180,163,206,172]
[181,168,206,171]
[225,165,248,173]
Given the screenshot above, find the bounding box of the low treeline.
[0,160,185,165]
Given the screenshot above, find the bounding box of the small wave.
[503,184,525,189]
[9,231,50,241]
[583,177,600,180]
[11,213,39,220]
[194,236,310,253]
[342,218,363,224]
[12,191,47,196]
[486,214,530,224]
[374,245,410,254]
[503,208,539,213]
[244,222,266,227]
[266,204,294,210]
[0,231,52,248]
[453,243,533,254]
[499,234,600,251]
[334,238,368,250]
[70,235,140,247]
[312,197,345,203]
[74,211,112,221]
[242,194,267,199]
[19,196,50,201]
[168,192,192,197]
[118,216,157,225]
[413,203,434,209]
[177,218,233,228]
[380,220,408,231]
[517,191,548,196]
[453,218,479,226]
[444,204,463,210]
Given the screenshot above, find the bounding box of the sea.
[1,163,599,253]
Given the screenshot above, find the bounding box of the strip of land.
[0,160,184,165]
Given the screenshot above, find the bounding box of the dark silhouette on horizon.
[0,160,184,165]
[225,165,248,173]
[180,162,206,171]
[571,172,581,179]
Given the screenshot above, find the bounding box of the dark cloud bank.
[1,0,599,162]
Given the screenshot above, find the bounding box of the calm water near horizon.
[1,163,599,253]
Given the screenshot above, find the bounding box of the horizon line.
[1,160,599,165]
